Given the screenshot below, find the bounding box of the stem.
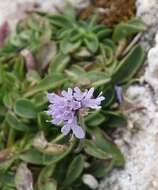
[79,114,86,131]
[7,128,15,148]
[51,134,65,144]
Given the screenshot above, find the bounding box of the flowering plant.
[47,87,105,139]
[0,5,145,190]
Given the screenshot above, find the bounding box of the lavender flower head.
[46,87,105,139]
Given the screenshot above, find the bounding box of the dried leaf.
[0,149,10,163]
[21,49,37,71]
[15,163,33,190]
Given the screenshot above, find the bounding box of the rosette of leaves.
[0,15,52,63]
[0,6,145,190]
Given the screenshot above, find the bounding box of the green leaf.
[85,111,106,126]
[60,39,81,54]
[14,99,37,119]
[96,28,111,40]
[48,53,70,74]
[3,93,13,109]
[69,29,83,42]
[111,45,145,84]
[104,111,126,128]
[89,159,114,178]
[101,85,115,108]
[13,56,25,80]
[26,70,41,84]
[88,14,98,29]
[24,74,66,98]
[0,172,15,189]
[56,29,71,40]
[104,39,116,52]
[3,72,17,89]
[40,180,57,190]
[64,5,76,22]
[6,113,31,132]
[84,35,99,53]
[113,19,146,42]
[49,14,72,28]
[38,165,56,190]
[10,35,23,48]
[65,65,87,83]
[92,24,111,40]
[37,112,51,129]
[0,156,17,171]
[31,93,47,109]
[88,128,124,167]
[85,71,110,87]
[98,44,114,67]
[64,154,84,185]
[92,24,109,33]
[83,140,111,160]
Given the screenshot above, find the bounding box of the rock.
[145,36,158,99]
[0,0,90,32]
[136,0,158,26]
[82,174,99,189]
[136,0,158,51]
[0,0,64,32]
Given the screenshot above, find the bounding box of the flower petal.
[47,93,55,103]
[86,87,94,99]
[74,87,86,101]
[62,88,73,100]
[74,87,81,93]
[72,125,85,139]
[51,118,61,125]
[61,125,71,135]
[115,86,123,103]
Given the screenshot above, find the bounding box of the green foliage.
[111,45,145,84]
[14,99,37,119]
[0,5,145,190]
[64,154,84,185]
[113,19,146,42]
[37,10,111,54]
[83,140,111,159]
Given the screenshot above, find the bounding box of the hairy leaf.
[64,154,84,185]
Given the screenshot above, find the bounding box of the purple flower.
[115,86,123,104]
[46,87,105,139]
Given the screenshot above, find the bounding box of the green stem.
[51,134,65,144]
[79,114,86,131]
[7,128,15,148]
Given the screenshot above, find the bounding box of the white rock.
[136,0,158,26]
[136,0,158,51]
[0,0,64,32]
[82,174,99,189]
[145,43,158,96]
